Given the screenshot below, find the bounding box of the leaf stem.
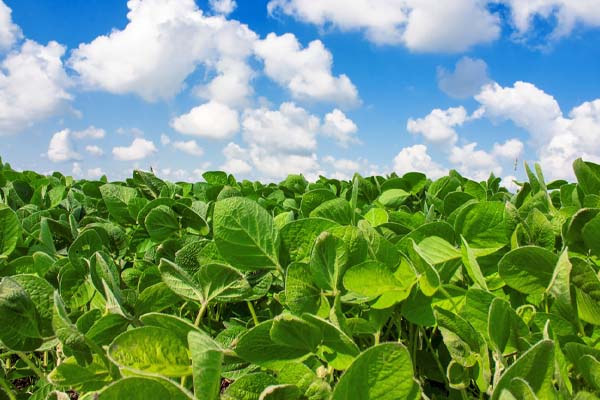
[195,302,208,327]
[247,301,259,326]
[0,376,17,400]
[15,352,47,383]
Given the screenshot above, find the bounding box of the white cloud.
[221,143,252,174]
[267,0,500,52]
[249,147,323,181]
[87,167,105,179]
[160,134,171,145]
[475,81,562,142]
[172,139,204,156]
[254,33,359,106]
[48,129,82,162]
[323,155,360,179]
[85,145,104,156]
[71,162,82,176]
[393,144,447,179]
[322,109,359,147]
[0,40,71,133]
[492,138,524,159]
[437,57,490,99]
[449,142,502,181]
[242,102,320,152]
[0,1,21,51]
[501,0,600,40]
[69,0,257,102]
[195,58,254,107]
[171,100,239,139]
[407,106,469,145]
[210,0,237,15]
[72,126,105,139]
[112,138,157,161]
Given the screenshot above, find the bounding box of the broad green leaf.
[270,314,322,353]
[332,343,420,400]
[574,158,600,195]
[188,330,223,400]
[48,356,111,392]
[378,189,410,208]
[434,307,482,367]
[0,276,43,350]
[235,320,309,368]
[213,197,281,271]
[460,236,488,290]
[285,262,321,315]
[91,377,192,400]
[222,373,278,400]
[571,257,600,325]
[309,231,347,292]
[52,291,93,365]
[259,384,301,400]
[454,201,508,248]
[301,189,336,217]
[145,205,180,242]
[498,246,557,295]
[100,183,138,224]
[491,339,556,400]
[108,326,191,377]
[68,229,103,269]
[343,260,410,307]
[0,204,20,258]
[280,218,337,264]
[363,208,388,227]
[309,198,353,225]
[488,298,528,354]
[408,240,440,296]
[417,236,461,265]
[302,314,360,370]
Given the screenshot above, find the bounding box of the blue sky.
[0,0,599,184]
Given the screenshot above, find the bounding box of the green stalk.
[247,301,259,326]
[15,352,47,383]
[195,302,208,327]
[422,327,448,387]
[0,376,17,400]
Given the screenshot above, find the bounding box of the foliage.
[1,157,600,399]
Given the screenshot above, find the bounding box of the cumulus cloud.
[72,126,105,139]
[172,139,204,156]
[195,58,254,107]
[437,57,491,99]
[171,101,239,139]
[160,134,171,145]
[85,145,104,156]
[0,40,72,133]
[242,102,320,152]
[393,144,447,179]
[209,0,237,15]
[112,138,157,161]
[500,0,600,40]
[254,33,359,106]
[449,142,502,181]
[492,138,524,159]
[87,167,105,179]
[0,1,21,51]
[322,109,359,147]
[268,0,500,52]
[47,129,81,162]
[69,0,257,102]
[407,106,470,145]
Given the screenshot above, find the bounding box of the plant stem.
[195,302,208,327]
[15,352,47,383]
[247,301,259,326]
[422,327,449,387]
[0,376,17,400]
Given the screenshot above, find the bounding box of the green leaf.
[92,377,192,400]
[68,229,103,270]
[491,339,556,400]
[48,356,111,392]
[310,198,353,225]
[488,298,528,354]
[434,307,482,367]
[0,276,43,350]
[100,183,138,224]
[284,262,321,315]
[417,236,461,265]
[571,257,600,325]
[188,330,223,400]
[280,218,337,264]
[259,384,301,400]
[222,373,278,400]
[363,208,388,227]
[145,205,180,242]
[301,314,359,370]
[235,320,309,368]
[460,236,488,290]
[309,231,347,292]
[108,326,191,377]
[332,343,420,400]
[574,158,600,195]
[213,197,281,271]
[343,260,409,306]
[52,291,93,365]
[498,246,557,295]
[300,189,336,217]
[0,204,20,258]
[378,189,410,208]
[454,201,508,248]
[270,314,322,353]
